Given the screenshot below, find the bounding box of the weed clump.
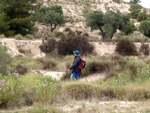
[39,38,57,54]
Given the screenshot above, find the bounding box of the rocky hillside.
[38,0,130,38]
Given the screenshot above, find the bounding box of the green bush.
[15,34,24,40]
[115,39,138,56]
[39,38,57,54]
[139,20,150,37]
[0,73,24,108]
[129,4,142,19]
[0,43,12,75]
[137,10,148,22]
[25,34,34,40]
[57,31,94,55]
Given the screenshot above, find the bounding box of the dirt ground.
[0,100,150,113]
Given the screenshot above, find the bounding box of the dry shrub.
[37,58,57,70]
[16,64,29,75]
[116,39,138,56]
[54,31,66,38]
[39,38,57,54]
[139,43,150,56]
[57,30,94,55]
[64,27,72,32]
[88,61,112,74]
[111,55,127,66]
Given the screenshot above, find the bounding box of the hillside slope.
[38,0,130,38]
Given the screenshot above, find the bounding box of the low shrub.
[16,64,29,75]
[62,82,96,100]
[88,61,112,74]
[37,58,57,70]
[25,34,34,40]
[15,34,24,40]
[111,55,127,66]
[57,30,94,55]
[54,31,66,38]
[139,43,150,55]
[39,38,57,54]
[115,39,138,56]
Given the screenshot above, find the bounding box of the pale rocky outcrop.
[0,38,45,59]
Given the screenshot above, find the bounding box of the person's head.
[73,50,80,56]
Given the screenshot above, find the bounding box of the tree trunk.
[99,27,106,40]
[110,33,114,39]
[51,24,56,32]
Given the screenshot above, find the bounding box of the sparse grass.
[28,103,65,113]
[113,35,150,42]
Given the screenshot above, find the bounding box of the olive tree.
[40,5,65,32]
[86,11,136,39]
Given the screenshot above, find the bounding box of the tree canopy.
[129,4,142,19]
[0,0,38,36]
[130,0,141,4]
[86,11,136,39]
[39,5,65,32]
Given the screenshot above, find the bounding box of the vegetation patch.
[62,82,150,101]
[116,39,138,56]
